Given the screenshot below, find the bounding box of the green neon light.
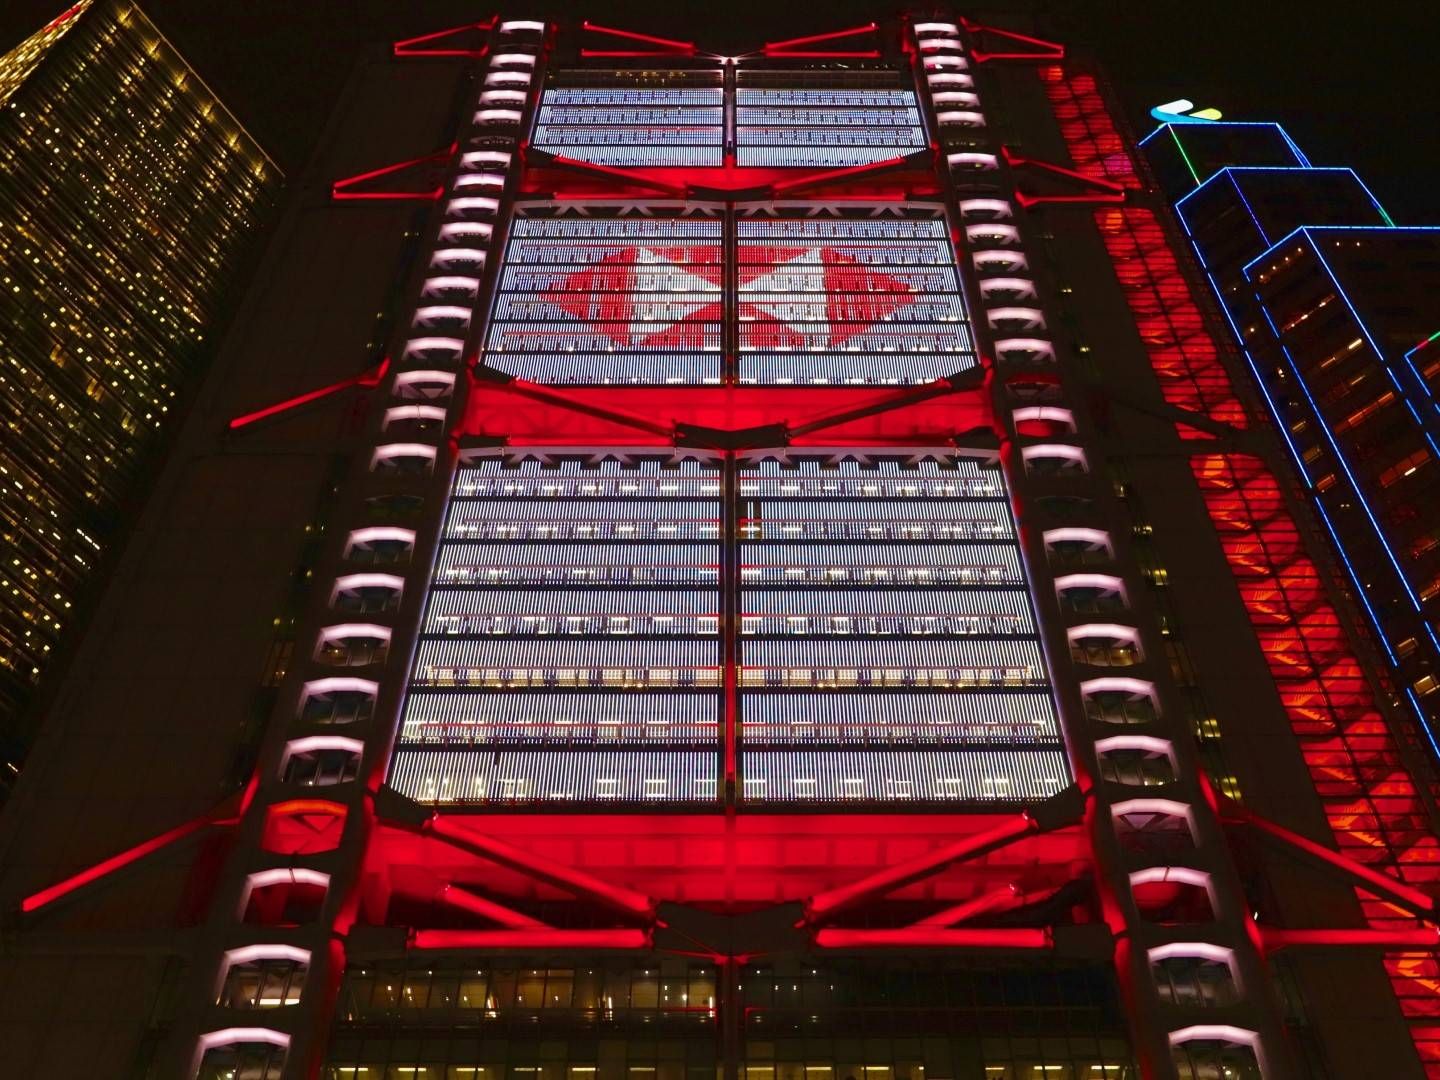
[1169,125,1201,186]
[1377,201,1396,228]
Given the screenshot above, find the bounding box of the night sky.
[1,0,1435,223]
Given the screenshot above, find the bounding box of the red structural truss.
[331,148,455,202]
[761,23,881,59]
[393,20,495,58]
[958,19,1065,64]
[580,20,696,57]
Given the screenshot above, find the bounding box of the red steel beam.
[332,149,455,201]
[803,811,1041,923]
[393,20,495,58]
[959,20,1065,63]
[21,810,226,914]
[1224,801,1438,919]
[786,372,986,440]
[439,884,551,930]
[815,927,1053,949]
[913,885,1020,928]
[228,358,390,431]
[769,155,914,196]
[411,928,651,950]
[538,153,689,197]
[581,20,696,54]
[477,374,676,441]
[763,23,877,53]
[425,815,656,920]
[1260,927,1440,952]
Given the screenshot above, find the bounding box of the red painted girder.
[411,928,651,950]
[457,376,995,448]
[425,814,656,919]
[1222,799,1437,918]
[440,883,551,929]
[228,358,389,431]
[332,147,455,201]
[20,796,242,914]
[815,926,1053,949]
[1260,927,1440,951]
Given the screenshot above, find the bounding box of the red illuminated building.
[3,10,1439,1080]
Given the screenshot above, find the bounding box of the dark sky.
[2,1,1436,224]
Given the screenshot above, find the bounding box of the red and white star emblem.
[540,246,917,349]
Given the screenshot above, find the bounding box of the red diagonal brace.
[425,814,656,920]
[20,796,241,914]
[959,19,1064,63]
[763,23,877,54]
[816,927,1053,949]
[1001,146,1127,208]
[1260,927,1440,952]
[769,155,916,196]
[440,884,551,929]
[332,147,456,202]
[475,371,676,442]
[1222,799,1438,920]
[412,928,652,950]
[534,152,689,198]
[787,371,987,440]
[805,817,1030,923]
[582,20,696,55]
[228,358,390,431]
[394,20,495,58]
[804,787,1082,923]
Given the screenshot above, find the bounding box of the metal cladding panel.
[391,749,719,804]
[532,82,725,167]
[738,457,1067,801]
[741,749,1070,803]
[392,456,723,804]
[484,211,724,385]
[737,216,976,385]
[734,80,926,167]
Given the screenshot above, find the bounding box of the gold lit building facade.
[0,0,279,755]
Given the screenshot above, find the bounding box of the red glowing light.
[393,21,496,58]
[762,23,878,54]
[581,21,696,54]
[815,927,1053,949]
[21,811,221,913]
[411,928,652,950]
[331,149,455,202]
[958,19,1065,63]
[227,358,389,431]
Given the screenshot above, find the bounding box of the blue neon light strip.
[1174,210,1403,668]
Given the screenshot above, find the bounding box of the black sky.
[1,1,1436,224]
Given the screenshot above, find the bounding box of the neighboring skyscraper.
[4,11,1440,1080]
[1145,122,1440,764]
[0,0,279,778]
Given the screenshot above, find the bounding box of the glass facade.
[0,0,279,740]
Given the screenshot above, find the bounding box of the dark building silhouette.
[0,0,279,783]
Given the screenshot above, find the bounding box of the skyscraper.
[1144,120,1440,767]
[2,10,1438,1080]
[0,0,280,783]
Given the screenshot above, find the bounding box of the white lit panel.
[735,74,925,167]
[532,75,724,167]
[484,208,723,385]
[737,210,975,384]
[390,454,722,805]
[737,455,1068,804]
